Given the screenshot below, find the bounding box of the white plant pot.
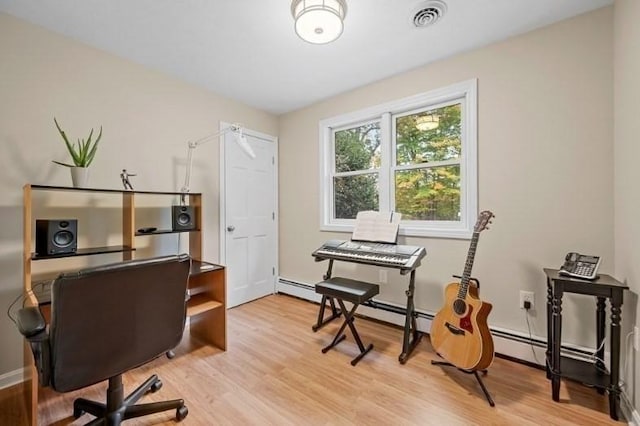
[70,167,90,188]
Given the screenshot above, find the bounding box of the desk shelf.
[186,261,226,349]
[28,185,200,196]
[32,245,136,260]
[187,295,223,316]
[190,260,224,275]
[22,184,225,426]
[135,229,200,236]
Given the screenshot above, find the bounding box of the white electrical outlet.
[379,269,388,284]
[634,326,639,351]
[520,291,535,310]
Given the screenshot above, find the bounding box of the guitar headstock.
[474,210,495,233]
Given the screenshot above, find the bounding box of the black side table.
[544,268,628,420]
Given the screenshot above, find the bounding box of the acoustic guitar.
[430,210,495,371]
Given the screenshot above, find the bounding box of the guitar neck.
[457,232,479,299]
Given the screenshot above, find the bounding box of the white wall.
[278,8,614,349]
[614,0,640,413]
[0,13,278,378]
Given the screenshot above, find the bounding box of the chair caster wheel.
[166,350,175,359]
[176,405,188,421]
[150,379,163,393]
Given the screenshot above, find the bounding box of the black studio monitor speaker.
[35,219,77,256]
[172,206,196,231]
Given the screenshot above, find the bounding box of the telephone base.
[559,270,600,281]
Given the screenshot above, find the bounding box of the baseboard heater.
[277,277,595,360]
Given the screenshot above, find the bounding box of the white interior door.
[221,126,277,308]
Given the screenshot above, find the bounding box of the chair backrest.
[48,254,191,392]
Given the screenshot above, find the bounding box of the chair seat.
[315,277,379,305]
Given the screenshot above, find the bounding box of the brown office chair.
[16,254,191,425]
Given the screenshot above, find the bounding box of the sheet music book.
[351,211,401,243]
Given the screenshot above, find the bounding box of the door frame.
[218,121,279,298]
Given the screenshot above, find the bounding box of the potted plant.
[53,118,102,188]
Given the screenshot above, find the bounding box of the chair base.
[73,374,188,426]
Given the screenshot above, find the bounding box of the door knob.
[227,225,235,232]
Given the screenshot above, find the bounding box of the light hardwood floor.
[3,294,621,425]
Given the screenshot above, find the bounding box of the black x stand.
[431,276,495,407]
[321,297,375,366]
[313,273,380,366]
[312,296,341,331]
[431,359,495,406]
[312,260,341,332]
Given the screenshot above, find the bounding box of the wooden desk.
[22,185,226,425]
[544,268,628,420]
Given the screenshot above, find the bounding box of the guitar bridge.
[445,322,465,336]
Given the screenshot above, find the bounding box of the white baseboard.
[277,277,603,367]
[0,367,24,390]
[621,391,640,425]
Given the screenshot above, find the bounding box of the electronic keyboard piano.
[311,239,427,364]
[312,239,426,274]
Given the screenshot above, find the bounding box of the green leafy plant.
[52,117,102,167]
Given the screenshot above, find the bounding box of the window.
[319,79,477,239]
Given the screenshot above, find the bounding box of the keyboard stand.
[399,269,422,364]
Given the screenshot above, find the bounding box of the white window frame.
[319,79,478,239]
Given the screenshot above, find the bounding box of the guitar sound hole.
[453,298,466,315]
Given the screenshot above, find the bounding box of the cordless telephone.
[559,252,601,280]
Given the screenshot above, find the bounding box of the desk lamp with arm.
[179,123,256,205]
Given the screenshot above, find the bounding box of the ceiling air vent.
[412,0,447,28]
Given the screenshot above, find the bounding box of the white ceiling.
[0,0,613,115]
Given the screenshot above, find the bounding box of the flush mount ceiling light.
[291,0,348,44]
